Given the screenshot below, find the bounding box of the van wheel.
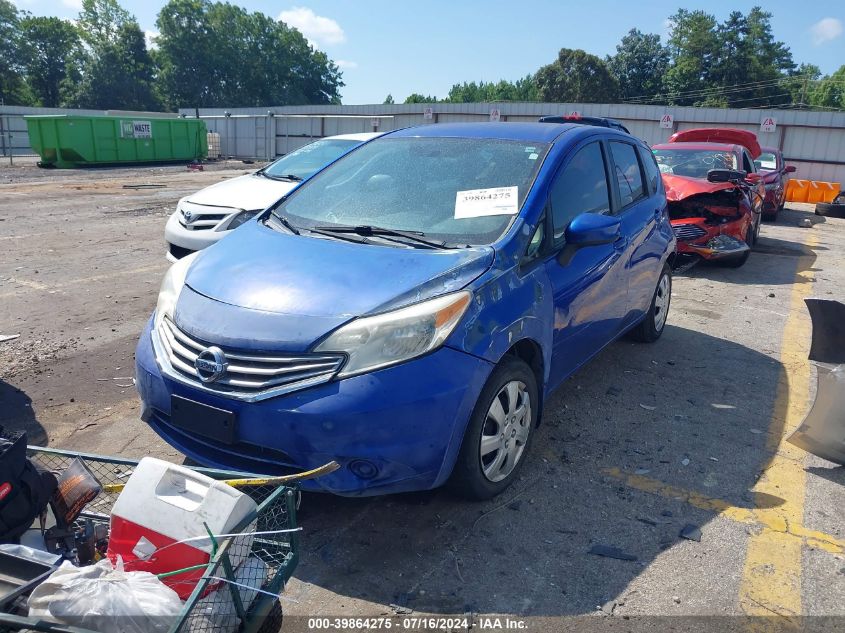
[450,357,538,500]
[630,265,671,343]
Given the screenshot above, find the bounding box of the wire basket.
[0,447,299,633]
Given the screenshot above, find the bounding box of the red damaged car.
[653,129,765,268]
[755,147,797,221]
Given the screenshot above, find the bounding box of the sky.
[11,0,845,104]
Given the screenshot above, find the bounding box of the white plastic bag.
[28,557,183,633]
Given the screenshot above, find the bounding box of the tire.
[630,264,671,343]
[815,202,845,219]
[450,356,538,500]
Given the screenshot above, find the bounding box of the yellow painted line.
[739,233,817,619]
[3,276,49,291]
[601,467,845,555]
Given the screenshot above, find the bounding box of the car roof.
[652,141,743,153]
[387,122,577,143]
[327,132,383,141]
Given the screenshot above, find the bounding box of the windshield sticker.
[455,186,519,219]
[528,153,539,160]
[524,147,536,153]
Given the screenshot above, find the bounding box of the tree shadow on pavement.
[0,379,47,445]
[291,324,787,616]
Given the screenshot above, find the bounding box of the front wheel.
[630,264,671,343]
[450,357,538,500]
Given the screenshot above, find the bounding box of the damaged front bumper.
[787,299,845,464]
[671,218,750,261]
[681,234,750,259]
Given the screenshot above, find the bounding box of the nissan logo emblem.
[194,347,227,383]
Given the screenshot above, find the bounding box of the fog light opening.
[348,459,379,480]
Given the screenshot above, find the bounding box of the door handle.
[654,207,663,219]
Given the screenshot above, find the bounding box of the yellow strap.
[102,461,340,494]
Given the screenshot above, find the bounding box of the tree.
[69,21,161,110]
[445,76,538,102]
[607,29,669,101]
[20,16,82,107]
[77,0,131,47]
[155,0,343,109]
[404,93,438,104]
[535,48,619,103]
[0,0,33,105]
[810,65,845,110]
[662,9,720,105]
[383,94,394,104]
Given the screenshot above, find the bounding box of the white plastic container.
[107,457,257,599]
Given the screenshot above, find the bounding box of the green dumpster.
[25,114,207,168]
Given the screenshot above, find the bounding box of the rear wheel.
[631,264,671,343]
[450,357,538,500]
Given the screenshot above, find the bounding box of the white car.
[165,133,381,260]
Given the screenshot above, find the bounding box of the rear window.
[639,145,661,195]
[609,142,646,207]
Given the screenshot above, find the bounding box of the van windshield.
[275,137,549,245]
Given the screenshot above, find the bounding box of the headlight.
[154,252,198,329]
[226,209,261,231]
[315,291,472,378]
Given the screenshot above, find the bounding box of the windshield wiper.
[312,225,447,249]
[262,173,303,182]
[268,211,300,235]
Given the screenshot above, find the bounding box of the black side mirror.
[707,168,748,183]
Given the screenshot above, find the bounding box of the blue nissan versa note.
[136,123,676,499]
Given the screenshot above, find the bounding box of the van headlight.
[154,252,198,329]
[315,291,472,378]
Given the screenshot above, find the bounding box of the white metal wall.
[181,103,845,184]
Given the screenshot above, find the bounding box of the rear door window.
[639,146,661,195]
[549,142,611,242]
[609,141,646,208]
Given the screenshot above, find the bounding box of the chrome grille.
[673,224,708,242]
[153,316,345,402]
[178,201,238,231]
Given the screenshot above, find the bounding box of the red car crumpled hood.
[662,174,738,202]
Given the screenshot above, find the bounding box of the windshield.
[275,136,549,245]
[653,148,738,179]
[262,138,362,180]
[754,152,778,171]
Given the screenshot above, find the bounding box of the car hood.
[662,174,738,202]
[185,173,297,211]
[177,221,494,350]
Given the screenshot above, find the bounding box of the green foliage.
[606,29,669,101]
[78,0,132,47]
[662,9,719,105]
[383,94,394,104]
[810,65,845,110]
[404,93,438,104]
[154,0,343,109]
[20,16,82,107]
[536,48,619,103]
[0,0,33,105]
[446,76,538,102]
[68,21,161,110]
